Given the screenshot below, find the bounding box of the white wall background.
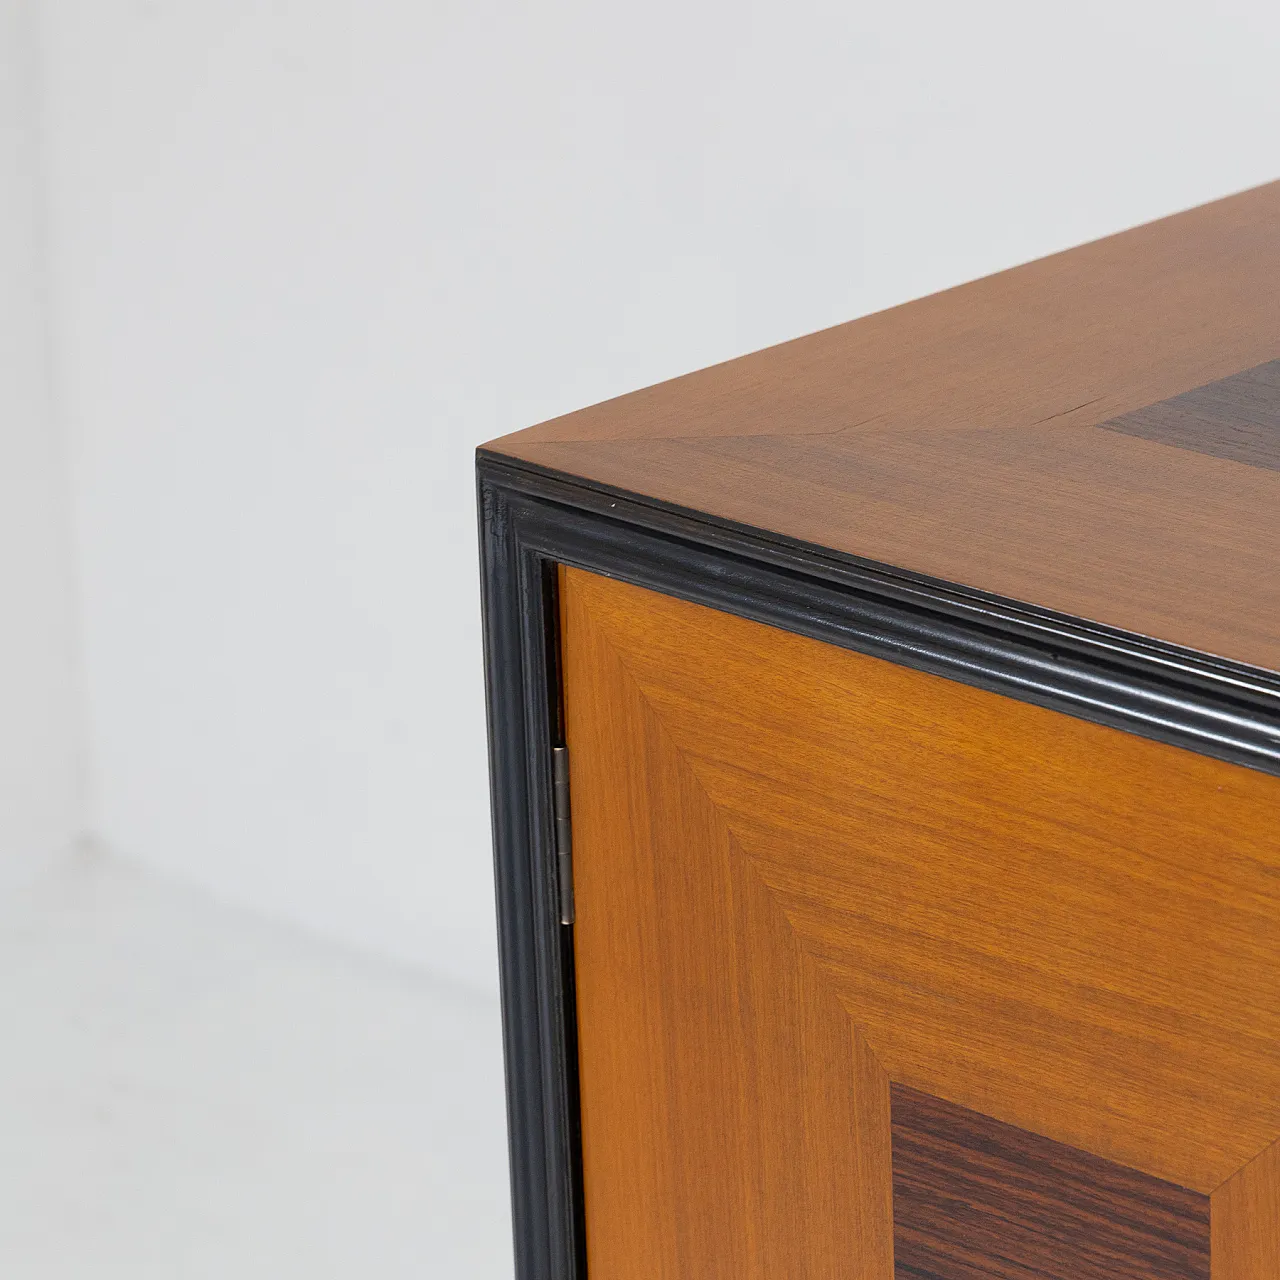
[17,0,1280,990]
[0,0,81,888]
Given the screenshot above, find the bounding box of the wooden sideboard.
[478,180,1280,1280]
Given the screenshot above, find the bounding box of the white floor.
[0,849,514,1278]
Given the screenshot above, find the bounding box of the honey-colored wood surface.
[563,567,893,1279]
[561,567,1280,1274]
[495,183,1280,671]
[1213,1138,1280,1280]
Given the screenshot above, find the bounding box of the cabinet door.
[560,566,1280,1280]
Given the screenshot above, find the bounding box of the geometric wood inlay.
[1098,358,1280,472]
[891,1083,1210,1280]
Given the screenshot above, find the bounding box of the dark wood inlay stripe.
[1098,358,1280,471]
[890,1083,1210,1280]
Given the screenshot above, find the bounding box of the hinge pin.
[552,746,575,925]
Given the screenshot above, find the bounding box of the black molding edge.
[476,447,1280,1280]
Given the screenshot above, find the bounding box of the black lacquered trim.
[476,447,1280,1280]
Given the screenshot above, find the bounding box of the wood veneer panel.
[488,182,1280,670]
[1212,1139,1280,1280]
[504,184,1280,451]
[563,567,1280,1198]
[891,1083,1210,1280]
[518,420,1280,670]
[562,567,893,1279]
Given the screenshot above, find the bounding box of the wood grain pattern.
[1099,359,1280,472]
[562,567,1280,1218]
[1212,1138,1280,1280]
[488,182,1280,671]
[891,1083,1210,1280]
[562,567,893,1279]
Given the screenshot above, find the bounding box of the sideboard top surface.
[481,180,1280,674]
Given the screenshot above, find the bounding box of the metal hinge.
[552,746,575,925]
